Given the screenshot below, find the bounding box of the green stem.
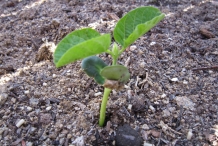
[99,52,118,127]
[112,57,118,65]
[99,88,111,126]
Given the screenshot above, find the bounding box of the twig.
[157,131,162,146]
[0,66,14,71]
[192,65,218,71]
[139,71,148,85]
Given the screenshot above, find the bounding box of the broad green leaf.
[54,28,111,67]
[114,6,165,48]
[101,65,130,83]
[81,56,107,85]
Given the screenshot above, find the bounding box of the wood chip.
[108,13,120,21]
[199,27,215,38]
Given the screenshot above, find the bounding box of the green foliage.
[53,6,165,127]
[54,28,111,67]
[114,6,165,49]
[81,56,107,85]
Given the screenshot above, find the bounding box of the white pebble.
[127,104,132,111]
[187,129,193,140]
[26,106,33,111]
[11,98,16,103]
[171,78,179,82]
[16,119,25,127]
[150,42,156,46]
[94,92,102,96]
[209,70,213,74]
[52,74,56,78]
[142,124,149,130]
[0,93,8,106]
[43,82,47,86]
[144,142,153,146]
[46,106,52,111]
[24,90,29,94]
[26,142,33,146]
[72,136,85,146]
[183,80,188,84]
[149,105,156,112]
[139,62,146,68]
[130,45,137,51]
[161,94,166,98]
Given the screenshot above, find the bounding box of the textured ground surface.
[0,0,218,145]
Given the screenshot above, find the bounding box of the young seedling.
[53,6,165,127]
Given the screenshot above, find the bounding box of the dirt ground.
[0,0,218,146]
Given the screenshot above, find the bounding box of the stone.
[29,98,39,106]
[26,142,33,146]
[16,119,25,127]
[0,93,8,106]
[115,124,143,146]
[175,96,195,111]
[72,136,85,146]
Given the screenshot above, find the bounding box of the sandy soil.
[0,0,218,145]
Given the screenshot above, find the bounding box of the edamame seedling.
[54,6,165,127]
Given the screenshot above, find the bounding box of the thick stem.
[99,88,111,126]
[99,45,119,127]
[112,57,118,65]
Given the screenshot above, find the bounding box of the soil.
[0,0,218,146]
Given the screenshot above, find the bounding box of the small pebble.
[26,142,33,146]
[183,80,188,84]
[74,107,80,111]
[24,90,30,94]
[43,82,47,86]
[46,106,52,111]
[141,124,149,130]
[150,42,156,46]
[139,62,145,68]
[94,92,102,96]
[144,142,153,146]
[115,124,143,146]
[52,18,60,26]
[29,98,39,105]
[59,138,65,145]
[130,45,137,51]
[58,124,64,129]
[67,134,72,139]
[208,70,213,74]
[16,119,25,127]
[171,78,179,82]
[0,93,8,106]
[187,129,193,140]
[26,106,33,111]
[0,128,5,135]
[52,74,56,78]
[149,105,156,112]
[29,127,37,134]
[11,98,16,103]
[128,104,132,111]
[72,136,85,146]
[161,94,166,98]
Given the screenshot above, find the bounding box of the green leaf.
[54,28,111,67]
[101,65,130,83]
[81,56,107,85]
[114,6,165,49]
